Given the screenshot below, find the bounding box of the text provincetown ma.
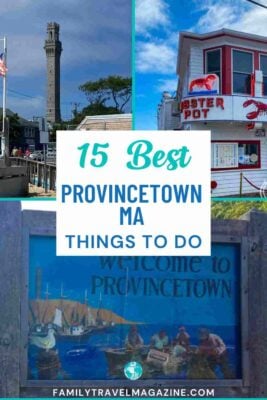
[61,183,202,204]
[57,131,211,256]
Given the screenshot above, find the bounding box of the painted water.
[28,324,241,380]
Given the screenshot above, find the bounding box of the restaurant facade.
[159,29,267,197]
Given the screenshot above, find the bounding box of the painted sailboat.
[85,290,116,333]
[29,284,118,341]
[53,289,93,341]
[29,283,51,336]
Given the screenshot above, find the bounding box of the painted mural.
[28,236,241,380]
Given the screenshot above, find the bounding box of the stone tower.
[44,22,62,124]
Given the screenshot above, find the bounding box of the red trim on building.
[254,51,260,70]
[202,45,264,96]
[231,47,255,96]
[203,47,223,94]
[221,46,226,94]
[259,53,267,97]
[224,46,232,95]
[203,46,229,95]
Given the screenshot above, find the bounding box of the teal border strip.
[1,198,265,202]
[131,0,135,130]
[0,197,56,201]
[0,197,264,202]
[213,197,267,202]
[0,398,263,399]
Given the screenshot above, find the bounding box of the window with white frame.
[233,50,253,94]
[260,54,267,96]
[206,49,221,84]
[212,141,260,169]
[212,143,238,169]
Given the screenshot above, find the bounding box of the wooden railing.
[10,157,56,191]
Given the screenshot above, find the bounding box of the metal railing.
[239,171,267,197]
[10,157,56,191]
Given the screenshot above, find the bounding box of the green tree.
[8,113,21,142]
[0,113,21,144]
[70,103,120,126]
[79,75,132,113]
[211,201,267,219]
[50,122,68,142]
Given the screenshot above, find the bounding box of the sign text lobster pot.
[181,97,225,121]
[180,95,267,123]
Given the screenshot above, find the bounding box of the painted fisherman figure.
[176,326,190,351]
[150,330,169,351]
[198,328,233,378]
[125,325,144,350]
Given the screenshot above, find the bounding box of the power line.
[7,89,36,99]
[7,86,86,104]
[7,89,86,120]
[245,0,267,9]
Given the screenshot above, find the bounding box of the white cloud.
[136,0,170,35]
[193,0,267,36]
[136,0,178,75]
[156,78,178,93]
[193,1,239,32]
[136,41,176,74]
[231,7,267,36]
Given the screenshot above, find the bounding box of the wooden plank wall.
[0,202,21,397]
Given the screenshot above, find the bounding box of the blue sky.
[0,0,131,121]
[135,0,267,130]
[3,0,267,126]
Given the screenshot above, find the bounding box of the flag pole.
[1,36,7,159]
[2,36,7,133]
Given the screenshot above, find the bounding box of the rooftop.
[179,28,267,44]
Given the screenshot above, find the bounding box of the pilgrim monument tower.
[44,22,62,123]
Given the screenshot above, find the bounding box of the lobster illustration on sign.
[243,99,267,120]
[189,74,217,92]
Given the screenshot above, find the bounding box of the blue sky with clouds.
[0,0,131,121]
[135,0,267,130]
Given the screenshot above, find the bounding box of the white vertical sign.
[57,131,211,256]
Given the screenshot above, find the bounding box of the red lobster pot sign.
[188,74,219,96]
[243,99,267,120]
[243,99,267,129]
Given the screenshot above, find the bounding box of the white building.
[76,114,132,131]
[157,92,179,130]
